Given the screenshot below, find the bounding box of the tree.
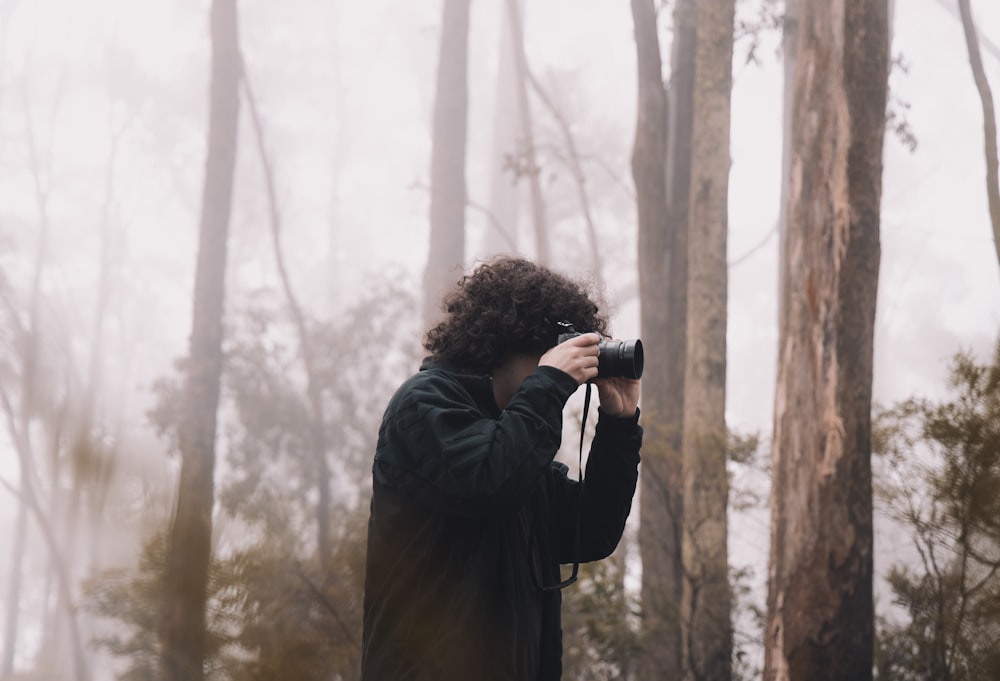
[956,0,1000,274]
[422,0,471,330]
[91,281,422,681]
[560,553,642,681]
[873,346,1000,680]
[481,0,520,258]
[680,0,736,679]
[504,0,550,265]
[243,61,334,563]
[630,0,695,676]
[0,79,93,681]
[159,1,241,679]
[763,1,889,679]
[778,0,798,332]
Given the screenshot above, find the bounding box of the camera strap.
[542,382,590,591]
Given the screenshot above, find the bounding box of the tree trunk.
[422,0,470,331]
[778,0,798,332]
[243,67,334,563]
[680,0,734,679]
[1,185,49,679]
[957,0,1000,274]
[505,0,549,265]
[482,0,519,257]
[631,0,694,676]
[526,70,605,288]
[763,2,888,680]
[159,1,240,680]
[1,495,27,676]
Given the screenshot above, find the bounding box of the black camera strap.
[540,381,590,591]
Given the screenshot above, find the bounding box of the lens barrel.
[597,339,644,380]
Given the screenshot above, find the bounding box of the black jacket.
[360,359,642,681]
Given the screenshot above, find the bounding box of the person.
[360,256,642,681]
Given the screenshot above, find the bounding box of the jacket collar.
[419,357,501,418]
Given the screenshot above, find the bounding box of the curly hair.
[424,256,609,374]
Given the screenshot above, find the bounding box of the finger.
[567,332,601,347]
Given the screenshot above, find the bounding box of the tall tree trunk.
[2,92,90,681]
[763,1,888,680]
[681,0,734,679]
[422,0,470,331]
[957,0,1000,273]
[1,187,48,679]
[505,0,549,265]
[159,1,240,680]
[778,0,798,333]
[483,0,519,257]
[526,70,605,288]
[1,498,26,677]
[631,0,694,677]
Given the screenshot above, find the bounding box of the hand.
[595,376,640,417]
[539,332,600,385]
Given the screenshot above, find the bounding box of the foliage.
[213,505,369,681]
[727,429,767,680]
[84,533,234,681]
[730,564,765,681]
[89,279,420,680]
[733,0,782,66]
[873,344,1000,681]
[561,548,642,681]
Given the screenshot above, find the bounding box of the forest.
[1,0,999,680]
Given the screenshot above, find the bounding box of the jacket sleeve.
[551,407,642,563]
[374,366,578,517]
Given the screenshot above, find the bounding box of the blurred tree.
[243,61,335,563]
[91,282,420,681]
[560,550,642,681]
[763,1,889,679]
[629,0,694,677]
[159,1,241,680]
[956,0,1000,274]
[88,534,172,681]
[422,0,471,331]
[0,120,92,681]
[680,0,736,679]
[504,0,550,265]
[211,507,370,681]
[873,346,1000,680]
[219,280,420,539]
[481,0,520,258]
[525,68,606,289]
[0,221,47,679]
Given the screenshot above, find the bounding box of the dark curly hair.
[424,256,609,374]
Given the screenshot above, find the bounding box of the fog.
[1,0,999,678]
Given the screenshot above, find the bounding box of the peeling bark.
[764,2,888,680]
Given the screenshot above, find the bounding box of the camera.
[556,322,644,380]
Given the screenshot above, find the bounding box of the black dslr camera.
[556,322,644,380]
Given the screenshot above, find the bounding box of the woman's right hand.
[538,332,601,385]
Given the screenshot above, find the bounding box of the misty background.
[1,0,999,679]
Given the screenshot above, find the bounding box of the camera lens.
[597,339,644,379]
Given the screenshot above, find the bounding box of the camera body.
[556,322,644,380]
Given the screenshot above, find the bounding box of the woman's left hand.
[595,377,640,417]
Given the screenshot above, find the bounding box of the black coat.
[360,359,642,681]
